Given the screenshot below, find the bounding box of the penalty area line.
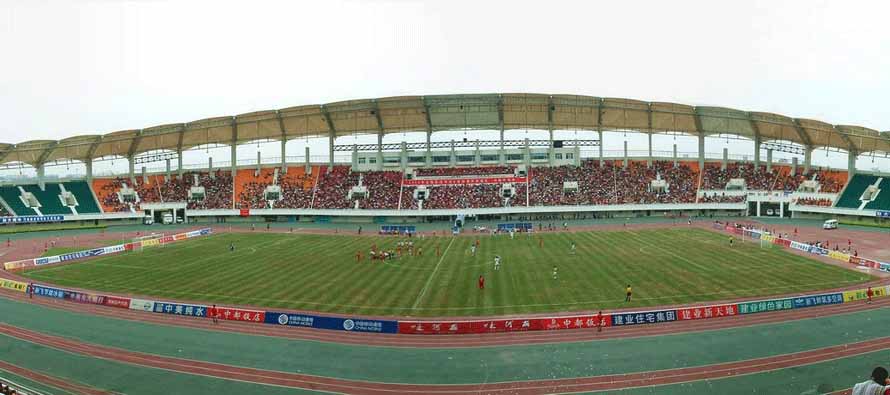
[411,237,455,310]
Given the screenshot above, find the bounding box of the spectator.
[852,367,890,395]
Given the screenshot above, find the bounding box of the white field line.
[411,237,455,309]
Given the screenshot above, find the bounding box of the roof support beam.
[647,103,653,167]
[230,117,238,179]
[321,105,337,171]
[35,142,59,168]
[86,138,102,161]
[692,108,706,170]
[372,100,385,133]
[832,126,857,154]
[277,110,288,173]
[547,96,555,166]
[497,95,505,149]
[127,130,144,159]
[747,113,762,167]
[791,119,814,148]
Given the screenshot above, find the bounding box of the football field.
[21,227,872,317]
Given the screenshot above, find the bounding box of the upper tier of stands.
[92,178,131,213]
[415,166,514,177]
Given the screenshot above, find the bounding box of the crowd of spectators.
[528,160,697,206]
[95,178,134,212]
[312,166,360,209]
[699,193,746,203]
[415,166,514,177]
[187,171,233,209]
[701,163,775,191]
[1,380,20,395]
[773,169,845,193]
[275,173,314,209]
[796,197,833,207]
[358,171,403,209]
[423,184,505,209]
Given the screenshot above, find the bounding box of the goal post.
[131,233,166,253]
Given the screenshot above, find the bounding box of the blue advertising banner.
[152,302,207,317]
[0,215,64,225]
[32,285,65,299]
[58,248,106,263]
[265,311,398,333]
[611,309,677,327]
[793,293,843,309]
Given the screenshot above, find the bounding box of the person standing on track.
[867,286,874,304]
[478,275,485,290]
[209,304,219,324]
[851,366,890,395]
[625,284,633,302]
[596,311,603,333]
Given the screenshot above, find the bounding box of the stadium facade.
[0,94,889,225]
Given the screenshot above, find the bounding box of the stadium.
[1,91,890,394]
[4,2,890,394]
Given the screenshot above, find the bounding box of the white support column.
[177,152,184,176]
[499,128,505,165]
[208,157,213,174]
[141,166,147,184]
[804,147,812,174]
[351,145,358,172]
[574,145,581,166]
[673,144,678,168]
[848,150,857,176]
[623,140,628,169]
[756,201,761,217]
[165,159,171,181]
[85,160,93,183]
[305,146,311,174]
[128,157,136,183]
[230,144,237,178]
[698,134,706,171]
[598,130,604,167]
[474,140,481,166]
[449,140,456,166]
[524,138,531,169]
[377,132,384,171]
[722,148,728,170]
[328,134,335,172]
[548,129,555,166]
[791,157,798,176]
[425,130,432,168]
[753,135,761,168]
[280,139,287,174]
[36,164,45,190]
[779,202,784,218]
[647,133,653,168]
[256,151,261,174]
[400,141,407,173]
[766,149,773,172]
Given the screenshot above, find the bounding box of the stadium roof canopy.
[1,93,889,166]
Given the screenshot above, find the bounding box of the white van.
[162,213,174,225]
[823,219,838,230]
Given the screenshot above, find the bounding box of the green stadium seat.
[835,174,879,209]
[20,184,70,215]
[62,181,102,214]
[0,186,38,216]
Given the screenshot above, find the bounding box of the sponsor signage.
[738,298,794,314]
[214,307,265,323]
[612,310,677,327]
[877,210,890,219]
[0,279,27,292]
[677,304,737,320]
[103,296,131,309]
[265,312,398,333]
[0,215,64,225]
[793,293,843,309]
[152,302,207,317]
[129,298,155,312]
[402,176,527,186]
[31,285,65,299]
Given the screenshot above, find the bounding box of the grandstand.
[0,93,888,224]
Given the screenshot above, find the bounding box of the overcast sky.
[2,0,889,175]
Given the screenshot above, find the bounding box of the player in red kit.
[867,287,874,304]
[478,275,485,290]
[208,304,219,324]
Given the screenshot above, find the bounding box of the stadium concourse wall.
[185,202,748,219]
[2,222,889,335]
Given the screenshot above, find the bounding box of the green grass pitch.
[21,227,872,317]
